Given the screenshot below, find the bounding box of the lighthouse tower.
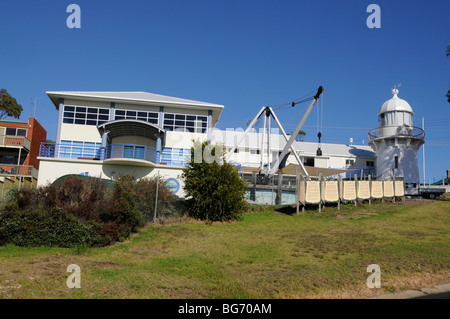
[368,89,425,195]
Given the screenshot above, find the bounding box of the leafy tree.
[181,140,249,222]
[0,89,23,119]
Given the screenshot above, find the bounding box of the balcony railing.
[368,126,425,143]
[39,142,161,165]
[105,144,159,163]
[0,135,31,150]
[0,164,38,178]
[39,142,103,160]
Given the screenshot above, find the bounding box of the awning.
[97,119,164,139]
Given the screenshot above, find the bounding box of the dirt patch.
[335,212,379,220]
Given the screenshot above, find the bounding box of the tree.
[0,89,23,120]
[181,140,249,222]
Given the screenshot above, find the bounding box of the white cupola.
[378,88,414,127]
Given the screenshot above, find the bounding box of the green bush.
[115,175,177,223]
[0,176,146,248]
[0,205,103,248]
[181,141,249,222]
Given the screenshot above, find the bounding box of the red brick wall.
[24,117,47,169]
[0,117,47,169]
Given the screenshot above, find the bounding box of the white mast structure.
[226,86,323,178]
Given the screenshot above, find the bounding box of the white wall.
[37,158,186,197]
[165,131,207,149]
[60,123,102,143]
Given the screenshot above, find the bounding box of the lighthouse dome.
[378,88,414,116]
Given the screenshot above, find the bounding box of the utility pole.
[422,117,425,187]
[154,171,160,225]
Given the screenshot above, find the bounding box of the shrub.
[0,176,145,247]
[181,141,249,222]
[0,205,103,248]
[115,175,178,223]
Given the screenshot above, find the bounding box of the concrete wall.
[37,158,186,197]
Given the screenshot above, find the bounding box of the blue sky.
[1,0,449,183]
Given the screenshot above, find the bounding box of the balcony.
[104,143,160,166]
[0,164,38,179]
[0,135,31,151]
[368,126,425,143]
[39,142,161,166]
[39,142,105,160]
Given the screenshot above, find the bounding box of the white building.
[38,91,376,197]
[38,91,224,196]
[368,89,425,195]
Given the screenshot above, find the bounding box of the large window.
[114,109,159,125]
[163,113,207,133]
[63,105,110,126]
[59,140,103,159]
[161,148,191,166]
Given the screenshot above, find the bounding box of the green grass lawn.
[0,198,449,299]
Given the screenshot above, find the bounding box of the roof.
[212,130,375,158]
[241,164,351,177]
[378,89,414,115]
[279,164,352,177]
[46,91,224,127]
[97,119,164,140]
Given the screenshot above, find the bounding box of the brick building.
[0,117,47,194]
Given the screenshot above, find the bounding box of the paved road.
[412,291,450,299]
[371,283,450,299]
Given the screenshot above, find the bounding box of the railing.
[105,144,159,163]
[39,142,103,160]
[0,135,31,150]
[0,164,38,178]
[39,142,162,165]
[368,126,425,143]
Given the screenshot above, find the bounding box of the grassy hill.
[0,198,449,299]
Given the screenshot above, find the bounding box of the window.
[59,140,103,159]
[163,113,207,133]
[303,157,315,166]
[394,156,398,169]
[5,127,27,137]
[63,105,110,126]
[366,161,375,167]
[161,148,191,166]
[346,159,355,167]
[250,149,260,155]
[115,109,159,125]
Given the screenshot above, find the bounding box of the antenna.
[30,97,42,118]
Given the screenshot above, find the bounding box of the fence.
[296,174,405,213]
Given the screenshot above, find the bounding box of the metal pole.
[269,107,308,177]
[422,117,425,188]
[267,114,271,169]
[296,173,300,215]
[260,115,267,171]
[154,171,159,225]
[226,106,266,162]
[267,86,323,177]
